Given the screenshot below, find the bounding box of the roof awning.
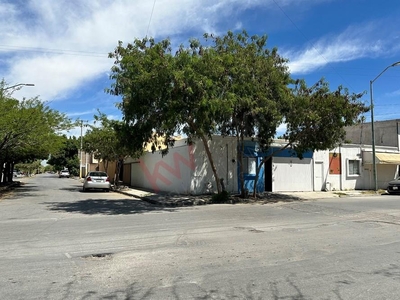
[376,153,400,164]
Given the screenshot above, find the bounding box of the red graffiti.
[139,146,195,191]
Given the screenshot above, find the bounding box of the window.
[243,157,257,174]
[348,160,360,176]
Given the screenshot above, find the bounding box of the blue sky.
[1,0,399,137]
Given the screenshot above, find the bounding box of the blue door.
[238,157,265,193]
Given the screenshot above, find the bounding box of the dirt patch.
[0,181,23,200]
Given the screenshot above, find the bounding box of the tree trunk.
[252,159,262,198]
[3,161,11,183]
[114,158,123,189]
[252,143,291,198]
[0,159,4,183]
[238,133,246,198]
[10,162,15,182]
[199,133,222,194]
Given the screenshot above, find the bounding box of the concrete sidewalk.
[114,185,382,207]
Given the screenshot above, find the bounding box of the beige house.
[78,150,117,181]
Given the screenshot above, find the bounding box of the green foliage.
[107,31,368,196]
[44,165,54,172]
[107,30,291,193]
[83,113,135,161]
[211,191,230,204]
[47,136,79,173]
[82,113,135,184]
[15,160,42,175]
[283,79,368,155]
[0,81,73,182]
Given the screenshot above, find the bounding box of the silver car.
[82,171,111,192]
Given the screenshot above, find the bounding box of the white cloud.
[0,0,341,102]
[9,55,110,101]
[385,89,400,97]
[67,109,98,117]
[284,21,397,75]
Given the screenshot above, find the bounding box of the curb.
[113,189,209,207]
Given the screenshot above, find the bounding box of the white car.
[82,171,111,192]
[59,170,70,178]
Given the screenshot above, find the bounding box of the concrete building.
[345,120,400,189]
[345,119,400,149]
[123,135,399,194]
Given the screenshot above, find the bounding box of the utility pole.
[79,121,83,179]
[79,120,89,178]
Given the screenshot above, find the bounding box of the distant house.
[78,150,118,181]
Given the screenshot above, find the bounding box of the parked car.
[82,171,111,192]
[387,178,400,194]
[59,170,70,178]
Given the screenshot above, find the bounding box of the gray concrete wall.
[345,120,399,148]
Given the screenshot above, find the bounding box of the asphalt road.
[1,174,400,299]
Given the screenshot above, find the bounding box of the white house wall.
[313,145,399,191]
[272,157,313,191]
[314,146,365,191]
[191,137,238,195]
[341,146,365,190]
[127,136,399,194]
[130,142,193,194]
[129,137,238,195]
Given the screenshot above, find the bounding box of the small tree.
[82,113,135,186]
[47,136,80,175]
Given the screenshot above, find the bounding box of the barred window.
[348,160,360,176]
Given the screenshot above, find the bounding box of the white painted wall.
[314,145,400,191]
[128,136,400,194]
[190,136,238,194]
[272,157,313,191]
[129,137,238,195]
[130,143,193,194]
[314,146,364,191]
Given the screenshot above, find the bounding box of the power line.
[146,0,157,37]
[272,0,356,92]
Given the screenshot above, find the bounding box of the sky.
[1,0,399,137]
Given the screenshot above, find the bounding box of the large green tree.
[107,30,368,196]
[207,31,292,196]
[0,82,72,182]
[108,32,288,192]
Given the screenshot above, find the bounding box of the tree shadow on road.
[43,198,177,215]
[0,181,41,199]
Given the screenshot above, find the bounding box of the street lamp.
[3,83,35,91]
[370,61,400,191]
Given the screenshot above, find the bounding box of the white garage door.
[273,157,313,192]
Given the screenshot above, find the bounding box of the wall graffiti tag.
[139,146,195,191]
